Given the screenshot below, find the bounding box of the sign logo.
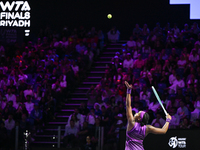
[170,0,200,19]
[168,136,186,148]
[0,1,31,36]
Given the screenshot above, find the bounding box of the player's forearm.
[126,93,131,107]
[161,122,170,134]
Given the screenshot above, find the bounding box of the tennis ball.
[107,14,112,19]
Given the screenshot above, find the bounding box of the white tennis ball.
[107,14,112,19]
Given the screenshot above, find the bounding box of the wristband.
[166,118,171,123]
[127,88,132,94]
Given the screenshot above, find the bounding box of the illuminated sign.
[0,1,31,36]
[168,136,187,148]
[170,0,200,19]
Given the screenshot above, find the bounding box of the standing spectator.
[30,104,43,133]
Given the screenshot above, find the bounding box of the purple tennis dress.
[125,122,146,150]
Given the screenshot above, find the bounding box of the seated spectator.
[68,108,84,128]
[86,108,96,128]
[5,88,16,103]
[66,113,80,130]
[140,85,151,106]
[169,107,180,129]
[94,103,102,116]
[151,112,165,128]
[20,114,30,132]
[30,103,43,133]
[101,85,113,102]
[112,68,123,86]
[0,95,7,110]
[190,96,200,122]
[79,102,89,116]
[159,49,168,61]
[100,105,109,126]
[177,55,187,68]
[50,69,58,84]
[114,90,122,105]
[34,86,44,102]
[0,75,10,88]
[7,79,16,94]
[154,59,162,74]
[84,136,95,150]
[59,75,67,89]
[4,101,16,116]
[18,70,28,81]
[148,97,160,112]
[123,53,134,70]
[177,100,189,120]
[13,96,21,109]
[127,36,136,50]
[169,69,176,85]
[132,47,140,60]
[76,41,87,54]
[142,24,150,37]
[190,119,200,129]
[133,54,144,69]
[189,49,199,63]
[24,84,33,98]
[179,118,190,129]
[4,114,15,135]
[63,119,78,148]
[24,95,34,115]
[142,44,151,54]
[187,74,198,88]
[71,60,79,77]
[133,24,142,37]
[168,74,185,94]
[107,27,120,42]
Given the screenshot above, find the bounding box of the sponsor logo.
[168,136,186,148]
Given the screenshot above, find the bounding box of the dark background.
[29,0,200,39]
[119,129,200,150]
[1,0,200,39]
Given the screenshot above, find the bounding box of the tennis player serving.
[124,81,171,150]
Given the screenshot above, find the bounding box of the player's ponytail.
[140,112,149,126]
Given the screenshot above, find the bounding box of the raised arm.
[125,81,134,123]
[146,114,171,135]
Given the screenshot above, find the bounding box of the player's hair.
[140,112,149,126]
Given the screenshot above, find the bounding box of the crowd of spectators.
[63,22,200,150]
[0,26,104,149]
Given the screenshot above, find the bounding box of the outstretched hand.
[125,81,132,89]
